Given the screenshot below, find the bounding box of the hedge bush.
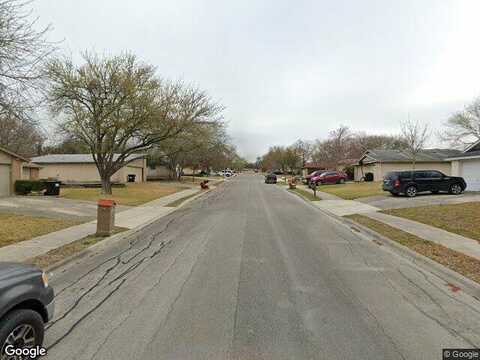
[15,180,46,195]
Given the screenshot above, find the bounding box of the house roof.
[31,153,146,164]
[23,162,42,169]
[359,149,463,164]
[303,162,327,169]
[0,146,30,162]
[445,150,480,161]
[464,139,480,153]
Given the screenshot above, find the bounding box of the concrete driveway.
[357,192,480,210]
[0,196,132,221]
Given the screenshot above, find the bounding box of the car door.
[413,171,429,192]
[324,172,335,184]
[428,171,444,192]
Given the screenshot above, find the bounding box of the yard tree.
[292,139,313,167]
[152,120,228,180]
[0,113,44,156]
[0,0,54,117]
[443,97,480,147]
[400,119,429,170]
[46,52,223,194]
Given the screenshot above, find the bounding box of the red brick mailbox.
[96,199,116,236]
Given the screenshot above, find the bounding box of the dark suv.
[265,173,277,184]
[0,263,54,358]
[383,170,466,197]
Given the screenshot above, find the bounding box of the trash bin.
[96,199,116,236]
[44,181,61,196]
[127,174,136,183]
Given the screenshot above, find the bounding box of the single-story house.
[31,153,147,184]
[302,162,328,177]
[0,146,40,197]
[147,164,171,180]
[447,140,480,191]
[354,149,463,181]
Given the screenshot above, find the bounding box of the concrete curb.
[341,217,480,300]
[45,187,214,272]
[282,186,480,300]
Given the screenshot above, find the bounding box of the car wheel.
[405,186,417,197]
[449,183,463,195]
[0,309,44,359]
[431,190,439,194]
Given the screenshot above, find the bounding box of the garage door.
[462,159,480,191]
[0,164,11,197]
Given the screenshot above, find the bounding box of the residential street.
[45,174,480,360]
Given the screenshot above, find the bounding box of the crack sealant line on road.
[281,185,480,301]
[46,186,217,274]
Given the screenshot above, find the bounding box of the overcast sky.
[33,0,480,160]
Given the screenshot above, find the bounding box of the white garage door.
[462,159,480,192]
[0,164,11,197]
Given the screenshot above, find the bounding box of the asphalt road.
[45,174,480,359]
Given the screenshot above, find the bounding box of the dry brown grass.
[61,182,185,206]
[27,227,128,269]
[0,213,80,248]
[383,202,480,243]
[318,181,384,199]
[347,214,480,284]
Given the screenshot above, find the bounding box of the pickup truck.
[0,262,54,357]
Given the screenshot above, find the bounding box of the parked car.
[265,173,277,184]
[309,171,348,186]
[303,170,324,185]
[0,263,54,356]
[382,170,467,197]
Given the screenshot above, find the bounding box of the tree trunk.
[101,175,113,195]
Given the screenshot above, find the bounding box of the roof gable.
[0,146,30,162]
[465,139,480,153]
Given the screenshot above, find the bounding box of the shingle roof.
[362,149,462,163]
[446,150,480,160]
[31,153,146,164]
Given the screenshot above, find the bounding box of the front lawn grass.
[27,227,128,269]
[347,214,480,284]
[289,187,321,201]
[61,182,185,206]
[383,202,480,243]
[0,213,80,248]
[317,181,384,200]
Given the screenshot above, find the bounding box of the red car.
[309,171,347,186]
[303,170,324,184]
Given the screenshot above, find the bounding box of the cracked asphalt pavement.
[45,174,480,359]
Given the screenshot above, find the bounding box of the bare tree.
[0,0,55,117]
[400,119,430,170]
[292,139,313,167]
[46,52,223,194]
[442,97,480,147]
[0,110,44,155]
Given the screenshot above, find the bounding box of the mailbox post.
[96,199,116,236]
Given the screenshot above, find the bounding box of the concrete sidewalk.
[364,211,480,261]
[0,188,200,262]
[295,184,381,216]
